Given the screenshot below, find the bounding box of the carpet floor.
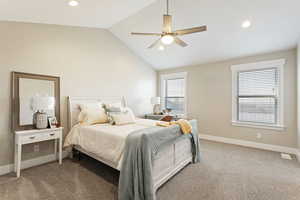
[1,140,300,200]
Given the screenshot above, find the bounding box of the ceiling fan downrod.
[166,0,169,15]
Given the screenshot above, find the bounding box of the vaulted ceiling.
[0,0,155,28]
[0,0,299,70]
[110,0,300,69]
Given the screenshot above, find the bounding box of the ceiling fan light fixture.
[131,0,207,48]
[242,20,251,28]
[69,0,79,7]
[161,35,174,45]
[158,45,165,51]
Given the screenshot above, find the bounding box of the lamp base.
[33,111,48,129]
[153,104,161,115]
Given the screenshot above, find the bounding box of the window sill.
[231,121,286,131]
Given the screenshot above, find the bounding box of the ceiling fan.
[131,0,207,49]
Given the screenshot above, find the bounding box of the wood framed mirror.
[11,72,60,131]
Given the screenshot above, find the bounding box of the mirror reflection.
[19,78,55,126]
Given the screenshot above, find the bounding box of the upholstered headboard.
[67,96,127,130]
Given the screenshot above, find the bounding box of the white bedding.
[64,118,157,169]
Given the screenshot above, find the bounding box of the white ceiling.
[0,0,156,28]
[110,0,300,69]
[0,0,299,70]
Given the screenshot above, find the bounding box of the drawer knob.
[29,136,35,139]
[50,133,55,136]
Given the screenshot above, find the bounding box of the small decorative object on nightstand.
[151,97,161,115]
[163,108,172,115]
[14,127,63,178]
[48,116,58,128]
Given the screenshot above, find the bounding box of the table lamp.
[151,97,161,115]
[31,96,55,129]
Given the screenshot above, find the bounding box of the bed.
[65,96,196,197]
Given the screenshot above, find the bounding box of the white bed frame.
[67,96,193,191]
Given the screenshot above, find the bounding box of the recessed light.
[69,0,79,7]
[158,45,165,51]
[242,20,251,28]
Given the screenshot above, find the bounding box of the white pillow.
[110,107,136,125]
[78,102,108,125]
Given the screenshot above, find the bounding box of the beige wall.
[159,49,297,148]
[297,43,300,148]
[0,21,156,166]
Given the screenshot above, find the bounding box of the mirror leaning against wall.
[11,72,60,131]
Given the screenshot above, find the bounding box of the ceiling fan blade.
[174,37,188,47]
[163,15,172,33]
[174,26,207,35]
[148,38,162,49]
[131,32,162,36]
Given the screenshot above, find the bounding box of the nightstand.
[14,127,63,178]
[145,114,183,122]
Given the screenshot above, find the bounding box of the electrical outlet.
[256,133,262,139]
[34,144,39,152]
[281,153,292,160]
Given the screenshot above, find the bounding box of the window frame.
[160,72,187,117]
[231,59,285,131]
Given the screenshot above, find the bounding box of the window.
[231,59,285,130]
[160,72,187,116]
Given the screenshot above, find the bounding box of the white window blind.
[231,59,285,130]
[237,68,279,124]
[160,72,187,116]
[165,78,185,114]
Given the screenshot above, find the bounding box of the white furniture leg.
[54,139,57,159]
[16,144,22,178]
[59,135,62,165]
[14,144,18,173]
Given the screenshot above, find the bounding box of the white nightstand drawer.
[41,131,60,140]
[21,134,43,144]
[21,130,60,144]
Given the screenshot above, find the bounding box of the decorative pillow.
[104,102,123,110]
[105,106,122,113]
[78,102,108,125]
[103,102,124,124]
[109,107,136,125]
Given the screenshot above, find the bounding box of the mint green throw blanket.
[118,120,200,200]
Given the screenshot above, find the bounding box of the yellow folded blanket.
[156,119,192,134]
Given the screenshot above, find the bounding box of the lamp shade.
[151,97,161,105]
[31,96,55,112]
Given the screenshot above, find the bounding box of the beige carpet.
[1,140,300,200]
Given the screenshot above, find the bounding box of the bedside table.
[14,127,63,178]
[145,114,183,122]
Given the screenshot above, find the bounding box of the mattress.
[64,118,157,169]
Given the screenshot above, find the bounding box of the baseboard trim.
[2,135,298,176]
[199,134,299,156]
[0,151,69,176]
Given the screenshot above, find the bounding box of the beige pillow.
[110,107,136,125]
[105,102,123,110]
[78,102,108,125]
[79,102,103,111]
